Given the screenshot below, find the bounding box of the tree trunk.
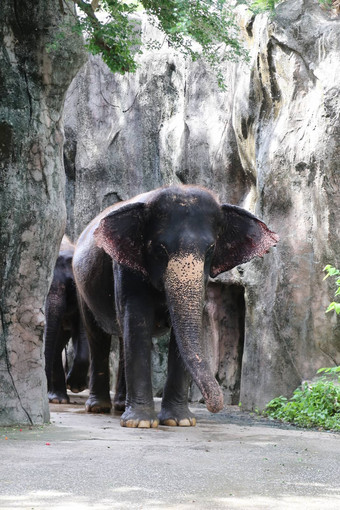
[0,0,86,425]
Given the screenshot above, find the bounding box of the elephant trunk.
[164,253,223,413]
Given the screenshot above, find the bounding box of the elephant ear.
[210,204,279,278]
[94,202,147,276]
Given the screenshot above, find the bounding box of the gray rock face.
[64,0,340,410]
[0,1,86,425]
[234,0,340,409]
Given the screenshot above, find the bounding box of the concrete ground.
[1,391,340,510]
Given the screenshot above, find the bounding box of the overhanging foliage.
[62,0,249,87]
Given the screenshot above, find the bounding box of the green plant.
[323,265,340,314]
[318,366,340,376]
[318,0,333,8]
[264,376,340,431]
[248,0,338,15]
[248,0,279,14]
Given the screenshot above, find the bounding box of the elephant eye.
[147,241,168,259]
[154,243,168,258]
[206,243,215,259]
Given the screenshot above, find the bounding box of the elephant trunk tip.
[205,388,224,414]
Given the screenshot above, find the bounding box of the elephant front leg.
[159,329,196,427]
[120,320,158,428]
[44,291,70,404]
[117,273,158,428]
[47,329,71,404]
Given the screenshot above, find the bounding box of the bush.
[264,373,340,431]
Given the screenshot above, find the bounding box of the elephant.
[73,185,278,428]
[44,235,89,403]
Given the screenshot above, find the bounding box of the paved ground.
[1,391,340,510]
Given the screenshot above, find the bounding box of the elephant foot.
[67,382,88,394]
[85,395,112,414]
[120,405,159,428]
[113,388,126,412]
[158,404,196,427]
[66,373,88,394]
[113,397,126,412]
[48,391,70,404]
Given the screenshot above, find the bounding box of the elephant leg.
[117,269,158,428]
[44,284,70,403]
[67,315,89,393]
[48,329,71,404]
[80,299,112,413]
[159,329,196,426]
[113,336,126,412]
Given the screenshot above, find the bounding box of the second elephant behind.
[44,235,89,404]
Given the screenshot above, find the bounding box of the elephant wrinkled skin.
[73,185,278,428]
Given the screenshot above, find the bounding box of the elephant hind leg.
[66,315,90,393]
[159,329,196,427]
[79,298,112,413]
[113,336,126,412]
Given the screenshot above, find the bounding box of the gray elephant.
[44,236,89,403]
[73,185,278,427]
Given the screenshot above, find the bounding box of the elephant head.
[93,186,278,413]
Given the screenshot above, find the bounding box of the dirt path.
[1,392,340,509]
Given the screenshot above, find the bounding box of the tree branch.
[71,0,132,72]
[72,0,99,24]
[59,0,65,14]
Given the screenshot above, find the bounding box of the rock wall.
[0,1,86,425]
[235,0,340,409]
[64,0,340,410]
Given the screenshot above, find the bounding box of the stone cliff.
[63,0,340,410]
[0,0,86,425]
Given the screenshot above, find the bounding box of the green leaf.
[323,264,340,314]
[249,0,278,14]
